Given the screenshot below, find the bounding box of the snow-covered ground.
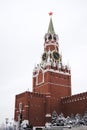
[64,126,87,130]
[42,125,87,130]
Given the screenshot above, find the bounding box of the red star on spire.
[48,11,53,16]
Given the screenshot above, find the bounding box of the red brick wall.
[33,71,71,97]
[61,92,87,117]
[15,90,87,126]
[14,92,29,121]
[28,93,46,126]
[15,67,72,126]
[33,71,71,92]
[14,91,46,126]
[44,44,58,52]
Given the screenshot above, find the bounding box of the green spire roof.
[48,17,55,34]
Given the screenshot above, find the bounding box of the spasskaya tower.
[15,13,72,126]
[33,12,71,98]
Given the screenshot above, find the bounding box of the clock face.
[42,52,47,61]
[52,51,59,61]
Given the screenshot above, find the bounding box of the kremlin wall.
[14,13,87,126]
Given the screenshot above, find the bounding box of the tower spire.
[48,12,55,34]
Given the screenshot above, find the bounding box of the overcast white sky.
[0,0,87,124]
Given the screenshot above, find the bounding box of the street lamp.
[5,118,9,130]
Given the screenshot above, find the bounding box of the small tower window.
[53,34,57,41]
[48,34,52,40]
[45,37,47,42]
[54,36,56,40]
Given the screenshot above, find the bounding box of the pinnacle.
[48,17,55,34]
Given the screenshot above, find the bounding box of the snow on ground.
[64,126,87,130]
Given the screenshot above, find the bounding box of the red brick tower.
[33,12,71,115]
[14,13,72,126]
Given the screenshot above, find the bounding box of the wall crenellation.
[61,92,87,104]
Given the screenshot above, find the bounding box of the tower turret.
[44,12,59,52]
